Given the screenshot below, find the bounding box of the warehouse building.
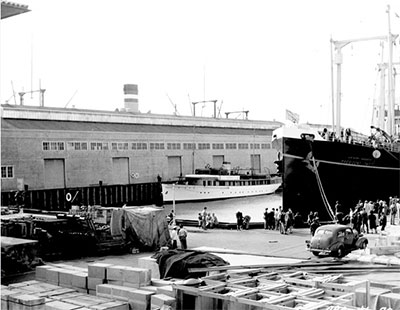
[1,102,282,192]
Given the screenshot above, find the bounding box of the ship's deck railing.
[318,131,400,153]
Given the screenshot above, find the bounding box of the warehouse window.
[183,143,196,150]
[261,143,271,149]
[212,143,224,150]
[111,142,129,150]
[167,143,181,150]
[43,141,65,151]
[225,143,237,149]
[1,165,14,179]
[198,143,210,150]
[117,142,129,150]
[250,143,260,149]
[150,143,165,150]
[91,142,108,150]
[238,143,249,149]
[67,142,88,151]
[132,142,147,150]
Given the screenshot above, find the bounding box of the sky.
[1,0,400,135]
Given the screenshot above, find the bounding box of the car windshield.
[316,229,332,235]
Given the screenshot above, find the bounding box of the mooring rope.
[311,156,335,221]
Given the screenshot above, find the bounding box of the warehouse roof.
[1,118,273,136]
[1,104,282,131]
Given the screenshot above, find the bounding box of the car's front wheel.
[336,245,345,258]
[360,240,368,249]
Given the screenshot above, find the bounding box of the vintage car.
[306,224,368,258]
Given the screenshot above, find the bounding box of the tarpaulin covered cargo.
[152,249,230,279]
[110,205,171,250]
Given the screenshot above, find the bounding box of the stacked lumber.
[174,269,400,310]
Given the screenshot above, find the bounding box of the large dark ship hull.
[279,136,400,221]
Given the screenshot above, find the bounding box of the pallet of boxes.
[1,258,176,310]
[3,255,400,310]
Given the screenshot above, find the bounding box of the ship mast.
[386,5,395,136]
[331,6,398,137]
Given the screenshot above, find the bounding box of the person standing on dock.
[269,208,275,230]
[285,208,294,234]
[201,207,208,230]
[310,212,320,236]
[263,208,269,230]
[170,226,179,249]
[197,213,203,229]
[390,200,397,225]
[178,224,188,249]
[379,211,387,232]
[368,211,377,234]
[236,210,243,231]
[275,207,281,230]
[167,210,175,226]
[279,209,286,234]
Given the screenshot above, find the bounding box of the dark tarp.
[110,206,170,250]
[152,249,229,279]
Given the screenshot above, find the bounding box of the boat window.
[220,181,225,186]
[203,181,206,186]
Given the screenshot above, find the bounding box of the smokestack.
[123,84,139,112]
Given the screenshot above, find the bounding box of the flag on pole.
[285,109,299,123]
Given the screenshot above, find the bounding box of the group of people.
[307,196,400,236]
[345,197,399,234]
[169,223,188,250]
[198,207,219,230]
[166,209,188,250]
[263,206,299,234]
[235,210,251,230]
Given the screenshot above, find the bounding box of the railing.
[1,182,163,211]
[318,131,400,153]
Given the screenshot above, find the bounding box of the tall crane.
[331,5,398,137]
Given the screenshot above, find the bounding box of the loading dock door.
[250,154,261,173]
[112,157,129,184]
[167,156,182,180]
[44,159,65,189]
[212,155,224,168]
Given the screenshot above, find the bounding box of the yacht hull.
[162,182,281,202]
